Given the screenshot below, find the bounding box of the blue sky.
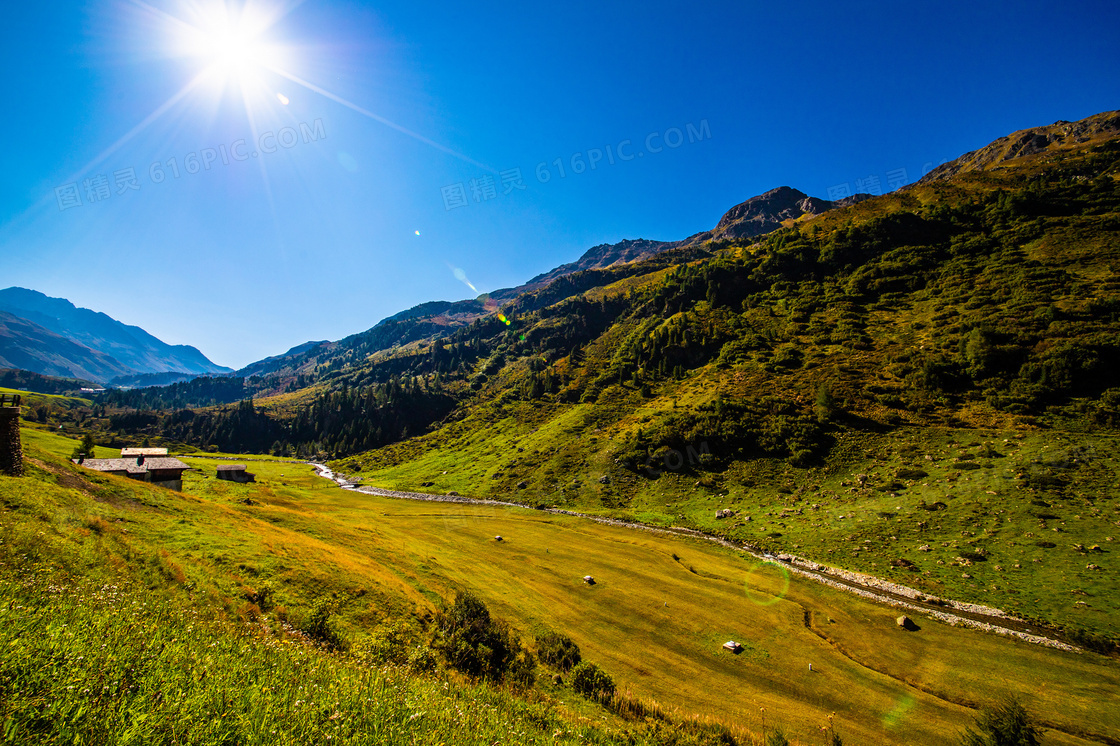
[1,0,1118,369]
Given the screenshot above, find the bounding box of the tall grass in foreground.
[0,514,769,746]
[0,568,615,746]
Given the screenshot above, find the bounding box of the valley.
[3,428,1118,744]
[4,109,1120,744]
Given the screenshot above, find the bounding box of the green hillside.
[8,111,1120,744]
[32,111,1120,649]
[2,428,1116,745]
[322,112,1120,648]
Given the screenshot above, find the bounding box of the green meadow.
[3,428,1116,744]
[339,403,1120,648]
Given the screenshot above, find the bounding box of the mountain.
[107,371,211,388]
[489,187,871,301]
[0,288,231,381]
[235,340,330,379]
[918,110,1120,183]
[47,110,1120,650]
[685,186,872,243]
[0,367,100,395]
[232,299,491,382]
[0,310,133,382]
[235,186,874,385]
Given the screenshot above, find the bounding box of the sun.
[186,6,278,84]
[203,22,262,76]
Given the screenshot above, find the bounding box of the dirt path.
[303,463,1083,653]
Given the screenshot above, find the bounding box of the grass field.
[3,428,1117,744]
[338,404,1120,647]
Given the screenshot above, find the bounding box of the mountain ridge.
[238,185,876,383]
[0,288,232,383]
[0,310,133,382]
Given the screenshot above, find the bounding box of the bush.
[959,697,1041,746]
[407,645,438,674]
[536,631,582,671]
[71,432,97,460]
[570,661,615,700]
[433,591,535,684]
[301,599,347,651]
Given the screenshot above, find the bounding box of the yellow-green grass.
[0,566,631,746]
[20,422,119,459]
[340,403,1120,643]
[11,429,1116,745]
[0,386,92,406]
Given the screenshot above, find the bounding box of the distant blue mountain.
[0,288,231,382]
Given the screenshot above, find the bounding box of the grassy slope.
[335,143,1120,646]
[1,429,664,746]
[5,429,1116,745]
[342,413,1120,643]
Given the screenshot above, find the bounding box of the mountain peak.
[0,287,231,382]
[918,110,1120,183]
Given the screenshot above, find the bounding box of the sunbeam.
[266,66,497,173]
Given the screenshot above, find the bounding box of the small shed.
[216,464,256,483]
[722,641,743,654]
[583,575,596,585]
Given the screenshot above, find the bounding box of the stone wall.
[0,407,23,477]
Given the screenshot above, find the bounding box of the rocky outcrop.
[917,110,1120,184]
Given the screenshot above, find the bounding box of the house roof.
[143,458,190,471]
[216,464,247,471]
[78,457,189,475]
[79,458,146,475]
[121,447,169,457]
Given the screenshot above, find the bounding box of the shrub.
[815,383,836,423]
[361,620,414,666]
[242,582,274,611]
[301,599,348,651]
[959,697,1041,746]
[570,661,615,700]
[407,645,438,674]
[536,631,582,671]
[432,591,534,683]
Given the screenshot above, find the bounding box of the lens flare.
[882,694,916,729]
[451,267,477,293]
[743,560,791,606]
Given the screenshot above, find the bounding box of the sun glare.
[204,24,260,74]
[186,7,278,84]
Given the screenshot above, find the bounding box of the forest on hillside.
[34,144,1120,461]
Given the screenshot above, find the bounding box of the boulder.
[896,615,918,631]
